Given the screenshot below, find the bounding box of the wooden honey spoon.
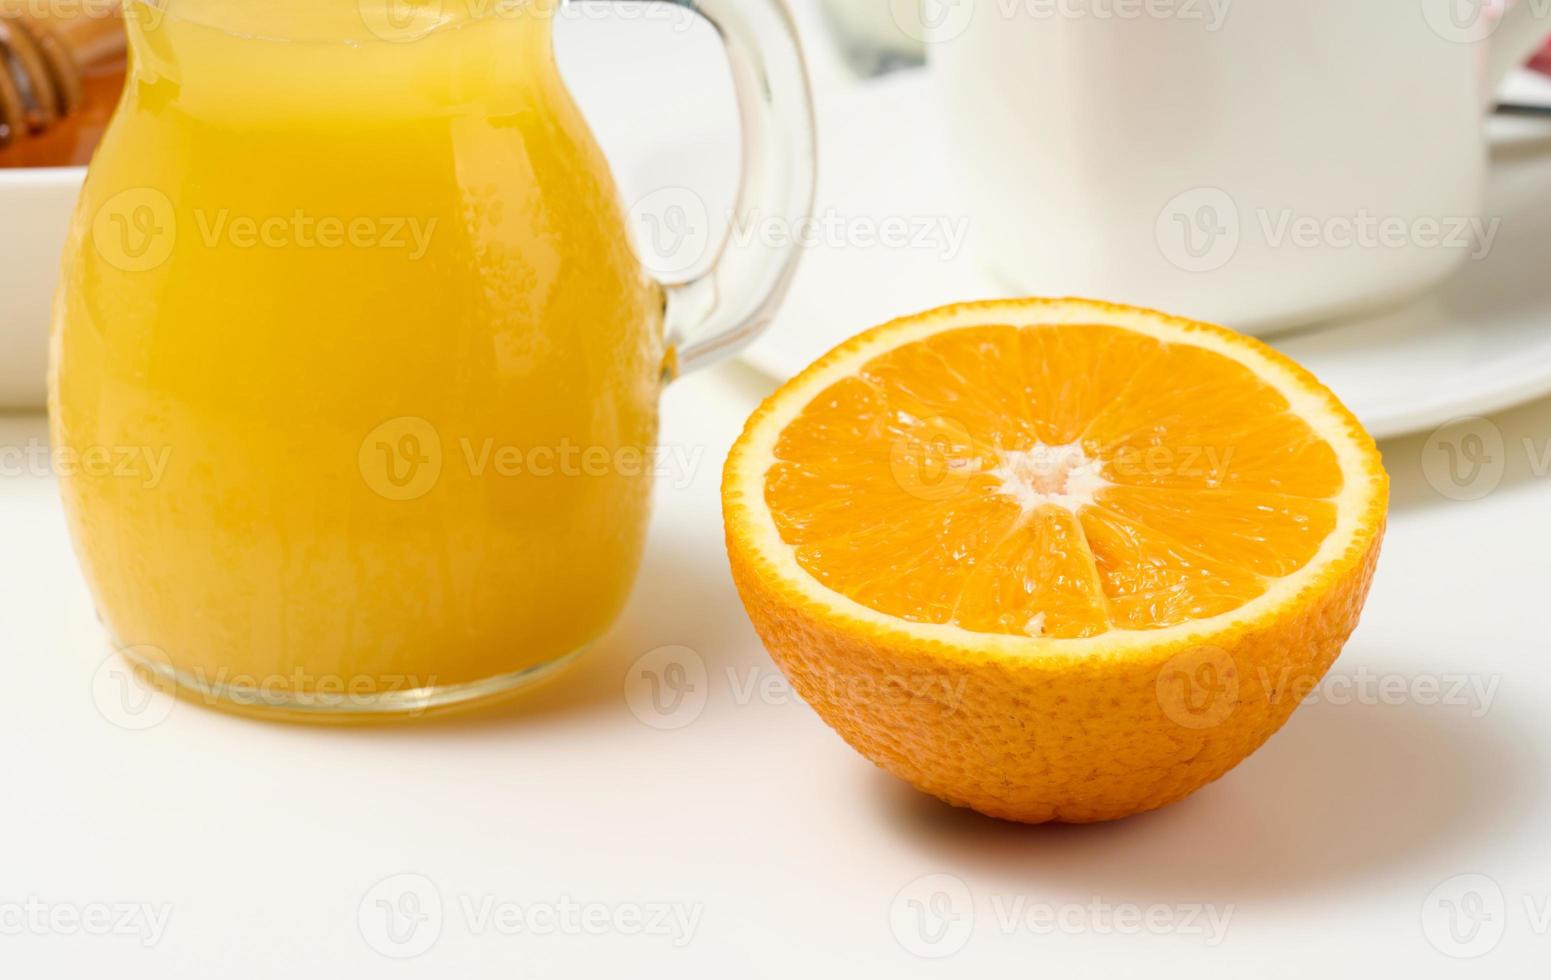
[0,7,125,149]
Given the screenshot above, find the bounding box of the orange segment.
[779,485,1021,627]
[1077,503,1268,631]
[1079,338,1292,450]
[1092,485,1336,579]
[1098,412,1346,497]
[859,325,1042,450]
[1019,324,1166,444]
[952,505,1109,639]
[723,298,1389,824]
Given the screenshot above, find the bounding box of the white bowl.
[0,166,85,409]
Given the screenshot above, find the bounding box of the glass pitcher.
[48,0,814,718]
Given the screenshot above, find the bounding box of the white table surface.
[5,6,1551,978]
[6,359,1551,977]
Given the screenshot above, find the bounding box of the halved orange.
[724,298,1387,823]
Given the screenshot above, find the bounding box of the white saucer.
[737,71,1551,440]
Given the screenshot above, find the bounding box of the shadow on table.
[868,679,1538,902]
[1384,388,1551,514]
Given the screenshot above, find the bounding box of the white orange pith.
[724,299,1388,823]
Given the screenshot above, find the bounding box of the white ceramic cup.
[930,0,1551,332]
[0,168,85,408]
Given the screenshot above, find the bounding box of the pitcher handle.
[571,0,817,378]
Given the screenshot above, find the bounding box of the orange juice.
[50,1,665,713]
